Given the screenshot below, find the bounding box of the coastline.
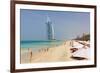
[21,40,72,63]
[20,40,90,64]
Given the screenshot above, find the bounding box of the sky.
[20,9,90,41]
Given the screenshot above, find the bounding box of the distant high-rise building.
[46,16,55,40]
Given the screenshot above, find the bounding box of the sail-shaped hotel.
[46,16,55,40]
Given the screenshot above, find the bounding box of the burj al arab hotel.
[46,16,55,40]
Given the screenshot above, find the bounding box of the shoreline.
[20,40,90,64]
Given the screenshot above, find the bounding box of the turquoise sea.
[21,40,64,50]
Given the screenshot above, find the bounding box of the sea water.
[21,40,64,50]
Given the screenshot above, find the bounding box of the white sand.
[21,41,72,63]
[21,40,90,64]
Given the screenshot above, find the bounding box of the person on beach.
[28,48,32,63]
[47,48,49,51]
[64,41,66,45]
[70,40,74,47]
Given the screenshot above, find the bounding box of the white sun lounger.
[72,47,90,59]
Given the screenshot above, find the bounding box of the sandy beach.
[21,40,90,64]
